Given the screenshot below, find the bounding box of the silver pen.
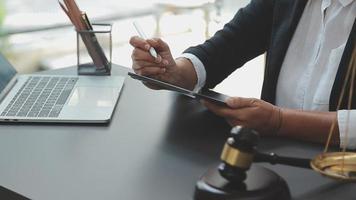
[133,21,158,59]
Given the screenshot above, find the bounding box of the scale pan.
[311,152,356,181]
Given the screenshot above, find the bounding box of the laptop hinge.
[0,75,18,104]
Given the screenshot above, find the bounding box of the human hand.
[129,36,179,89]
[201,97,282,135]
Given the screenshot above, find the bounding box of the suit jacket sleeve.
[183,0,274,88]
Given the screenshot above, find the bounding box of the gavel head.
[218,126,260,184]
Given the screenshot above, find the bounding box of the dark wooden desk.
[0,65,355,200]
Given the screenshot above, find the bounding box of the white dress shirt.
[181,0,356,148]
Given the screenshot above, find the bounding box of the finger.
[226,97,257,109]
[132,62,150,70]
[129,36,150,51]
[203,100,253,120]
[202,100,236,118]
[132,48,162,63]
[133,61,166,70]
[136,67,166,76]
[147,38,170,52]
[228,107,252,122]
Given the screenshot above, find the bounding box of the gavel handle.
[254,152,312,169]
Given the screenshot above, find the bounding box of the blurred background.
[0,0,264,98]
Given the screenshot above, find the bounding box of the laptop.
[0,53,124,123]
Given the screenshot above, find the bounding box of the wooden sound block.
[194,165,291,200]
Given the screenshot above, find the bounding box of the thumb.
[226,97,253,109]
[147,38,170,52]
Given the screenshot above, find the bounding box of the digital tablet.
[195,88,229,106]
[128,72,229,106]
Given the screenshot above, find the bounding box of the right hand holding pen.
[129,37,177,85]
[130,36,198,90]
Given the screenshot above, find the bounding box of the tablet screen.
[128,72,194,96]
[128,72,229,106]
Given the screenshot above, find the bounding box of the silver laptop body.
[0,54,124,123]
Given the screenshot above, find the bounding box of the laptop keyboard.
[0,76,78,118]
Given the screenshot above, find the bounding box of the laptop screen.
[0,53,17,93]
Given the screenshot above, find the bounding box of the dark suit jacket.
[184,0,356,111]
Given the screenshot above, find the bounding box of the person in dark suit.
[129,0,356,148]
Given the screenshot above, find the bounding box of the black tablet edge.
[128,72,194,96]
[128,72,229,107]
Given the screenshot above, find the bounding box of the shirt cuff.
[179,53,206,92]
[337,110,356,149]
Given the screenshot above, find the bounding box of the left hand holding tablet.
[201,97,282,135]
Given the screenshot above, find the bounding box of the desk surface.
[0,66,355,200]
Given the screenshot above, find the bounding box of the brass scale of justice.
[193,45,356,200]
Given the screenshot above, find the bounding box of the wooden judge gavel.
[219,126,311,184]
